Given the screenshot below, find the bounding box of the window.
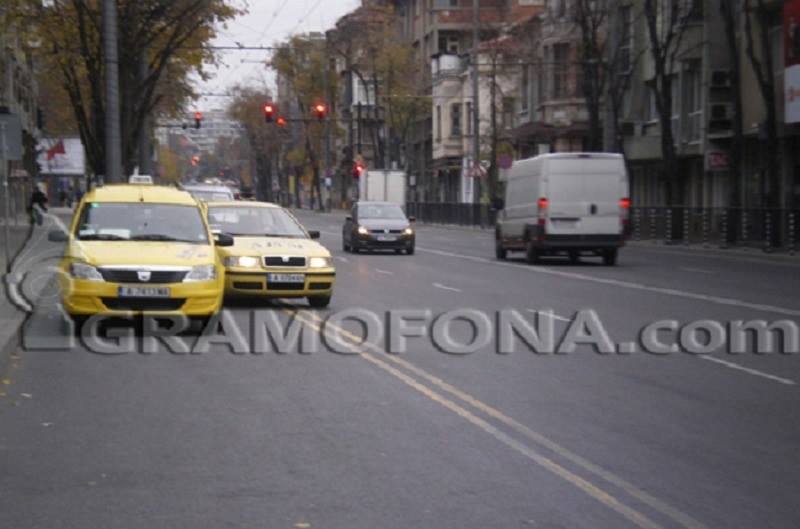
[618,4,633,74]
[451,103,462,136]
[552,43,570,99]
[414,0,420,17]
[436,105,442,141]
[465,101,473,135]
[502,97,515,129]
[681,62,702,142]
[554,0,567,18]
[521,66,530,112]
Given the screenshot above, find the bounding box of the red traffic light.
[194,111,202,129]
[313,103,327,120]
[276,116,288,127]
[264,103,275,123]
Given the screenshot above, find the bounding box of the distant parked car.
[183,184,236,202]
[342,201,415,254]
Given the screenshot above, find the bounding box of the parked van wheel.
[602,249,618,266]
[525,241,540,264]
[568,251,580,264]
[495,241,507,260]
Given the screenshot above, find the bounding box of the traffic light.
[313,103,327,121]
[264,103,275,123]
[276,116,288,127]
[194,111,202,129]
[353,161,365,179]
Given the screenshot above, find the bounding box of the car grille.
[266,282,306,291]
[309,283,332,291]
[100,269,188,283]
[102,298,186,311]
[263,256,306,267]
[369,229,404,234]
[233,282,263,291]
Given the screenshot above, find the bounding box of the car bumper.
[354,234,415,250]
[534,234,625,250]
[60,277,223,317]
[224,268,336,298]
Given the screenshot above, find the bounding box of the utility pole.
[103,0,122,182]
[471,0,481,204]
[137,48,151,175]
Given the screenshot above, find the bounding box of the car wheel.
[307,296,331,309]
[495,240,507,260]
[568,251,580,264]
[525,240,540,265]
[602,249,618,266]
[406,246,415,255]
[395,249,403,255]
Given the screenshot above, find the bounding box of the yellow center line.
[284,308,692,529]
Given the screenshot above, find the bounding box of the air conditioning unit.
[710,70,731,89]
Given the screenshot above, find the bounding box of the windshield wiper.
[131,234,199,243]
[263,233,304,238]
[78,233,129,241]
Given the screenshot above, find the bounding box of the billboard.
[785,0,800,123]
[37,138,85,176]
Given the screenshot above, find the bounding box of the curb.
[0,220,37,378]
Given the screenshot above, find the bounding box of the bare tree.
[719,0,744,220]
[573,0,607,151]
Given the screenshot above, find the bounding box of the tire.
[395,249,403,255]
[406,246,415,255]
[525,240,540,265]
[602,248,618,266]
[568,251,580,264]
[495,241,507,260]
[62,314,87,336]
[307,296,331,309]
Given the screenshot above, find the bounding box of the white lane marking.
[375,268,394,275]
[335,256,349,263]
[679,267,714,274]
[699,356,796,386]
[416,246,800,317]
[527,309,573,323]
[433,282,462,293]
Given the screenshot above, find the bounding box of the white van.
[495,153,630,265]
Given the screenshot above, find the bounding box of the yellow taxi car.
[48,184,233,328]
[206,201,335,308]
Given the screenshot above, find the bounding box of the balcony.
[431,53,466,80]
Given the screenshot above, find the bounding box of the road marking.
[335,256,349,263]
[679,267,714,274]
[289,310,671,529]
[699,356,796,386]
[375,268,394,275]
[527,309,573,323]
[416,246,800,317]
[433,282,462,293]
[293,309,709,529]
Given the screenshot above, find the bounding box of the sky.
[196,0,361,111]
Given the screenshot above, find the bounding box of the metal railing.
[407,203,800,252]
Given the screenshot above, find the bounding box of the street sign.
[0,113,23,161]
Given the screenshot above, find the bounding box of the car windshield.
[358,204,407,220]
[208,206,307,238]
[190,190,234,202]
[75,203,209,244]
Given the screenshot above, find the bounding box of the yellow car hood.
[219,236,330,258]
[69,241,216,266]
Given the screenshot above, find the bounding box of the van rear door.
[544,157,625,236]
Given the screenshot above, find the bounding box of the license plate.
[553,219,578,229]
[118,286,171,297]
[377,235,397,242]
[268,273,305,283]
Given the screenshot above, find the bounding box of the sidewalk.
[0,208,73,377]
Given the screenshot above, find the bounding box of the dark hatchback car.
[342,202,416,254]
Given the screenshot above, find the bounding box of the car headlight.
[70,262,103,281]
[357,225,369,235]
[403,227,414,236]
[184,264,217,282]
[223,256,260,268]
[308,256,332,269]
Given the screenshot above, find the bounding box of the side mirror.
[308,230,321,240]
[214,232,234,247]
[345,216,353,222]
[407,216,417,223]
[48,230,68,242]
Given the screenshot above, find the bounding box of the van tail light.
[537,197,549,213]
[537,197,548,241]
[620,198,631,239]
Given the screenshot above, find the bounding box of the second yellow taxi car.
[206,201,335,308]
[49,184,233,329]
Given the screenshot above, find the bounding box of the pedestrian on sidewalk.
[29,184,48,226]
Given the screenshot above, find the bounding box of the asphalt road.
[1,209,798,529]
